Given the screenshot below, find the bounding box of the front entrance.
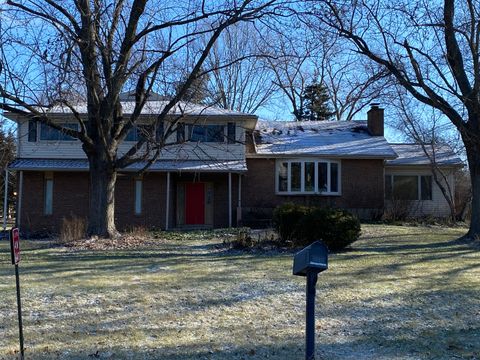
[185,182,205,225]
[177,182,214,227]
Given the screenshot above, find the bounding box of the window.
[125,125,152,142]
[44,174,53,215]
[385,175,433,201]
[421,176,432,200]
[304,162,315,191]
[276,159,341,194]
[134,179,142,215]
[187,124,225,142]
[227,122,236,144]
[28,120,37,142]
[278,162,288,192]
[40,123,78,141]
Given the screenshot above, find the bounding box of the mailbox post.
[293,241,328,360]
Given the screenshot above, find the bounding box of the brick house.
[6,99,462,235]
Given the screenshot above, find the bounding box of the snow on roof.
[43,100,255,118]
[252,120,397,159]
[386,144,463,167]
[8,158,247,173]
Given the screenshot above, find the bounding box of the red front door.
[185,183,205,225]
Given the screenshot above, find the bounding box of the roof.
[251,120,397,159]
[8,159,247,173]
[20,100,255,118]
[386,144,463,167]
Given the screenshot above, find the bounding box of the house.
[6,99,463,235]
[385,143,462,218]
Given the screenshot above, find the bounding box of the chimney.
[367,103,384,136]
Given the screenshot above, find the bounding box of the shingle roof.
[386,144,463,167]
[8,159,247,173]
[251,120,397,159]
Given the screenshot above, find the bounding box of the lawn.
[0,224,479,359]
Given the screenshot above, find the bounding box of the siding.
[17,119,246,161]
[384,167,455,217]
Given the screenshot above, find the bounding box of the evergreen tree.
[0,129,16,219]
[298,83,334,121]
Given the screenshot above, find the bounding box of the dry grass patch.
[0,224,479,359]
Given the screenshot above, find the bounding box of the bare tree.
[393,94,459,221]
[310,0,480,240]
[202,22,277,113]
[266,29,317,121]
[0,0,285,238]
[266,26,390,121]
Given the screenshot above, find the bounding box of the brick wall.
[242,158,384,220]
[19,170,240,235]
[20,171,89,235]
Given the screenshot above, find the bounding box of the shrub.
[227,228,282,250]
[272,203,309,241]
[273,204,361,251]
[59,216,87,243]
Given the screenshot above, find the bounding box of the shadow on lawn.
[22,341,306,360]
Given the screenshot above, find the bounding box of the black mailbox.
[293,241,328,276]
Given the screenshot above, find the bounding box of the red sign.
[10,228,20,265]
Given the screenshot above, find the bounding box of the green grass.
[0,224,479,359]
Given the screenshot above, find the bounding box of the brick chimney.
[367,103,384,136]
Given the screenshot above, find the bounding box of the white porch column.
[228,172,232,227]
[3,169,8,230]
[237,174,242,224]
[165,172,170,230]
[17,171,23,229]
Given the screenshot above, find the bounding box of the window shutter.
[227,122,236,144]
[176,122,185,143]
[28,120,37,142]
[155,121,164,143]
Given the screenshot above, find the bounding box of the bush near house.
[272,203,361,251]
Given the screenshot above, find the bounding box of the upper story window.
[187,124,225,143]
[40,123,78,141]
[276,159,341,195]
[385,175,432,200]
[125,125,153,142]
[28,120,37,142]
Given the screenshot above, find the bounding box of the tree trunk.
[468,164,480,239]
[463,134,480,240]
[87,154,120,238]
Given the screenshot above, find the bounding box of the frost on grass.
[0,224,479,359]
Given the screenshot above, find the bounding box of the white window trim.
[275,159,341,195]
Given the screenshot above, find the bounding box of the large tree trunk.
[468,163,480,238]
[463,135,480,239]
[87,153,120,238]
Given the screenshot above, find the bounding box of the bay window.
[276,159,341,195]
